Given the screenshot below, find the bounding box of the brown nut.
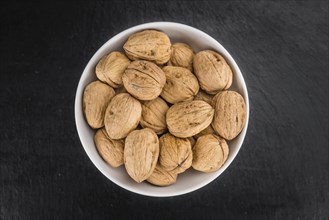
[104,93,142,139]
[83,81,115,129]
[168,43,194,71]
[147,163,177,186]
[192,134,229,173]
[159,133,192,174]
[124,128,159,183]
[194,90,214,105]
[94,128,124,168]
[212,91,246,140]
[123,60,166,100]
[123,30,171,65]
[166,100,214,138]
[95,51,130,88]
[193,50,233,94]
[161,66,199,104]
[140,97,169,134]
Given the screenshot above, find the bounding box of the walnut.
[95,51,130,88]
[193,50,233,94]
[161,66,199,104]
[166,100,214,138]
[192,134,229,172]
[123,30,171,65]
[168,43,194,71]
[212,91,246,140]
[83,81,115,129]
[94,128,124,167]
[140,97,169,134]
[123,60,166,100]
[147,163,177,186]
[159,133,192,174]
[104,93,141,139]
[124,128,159,183]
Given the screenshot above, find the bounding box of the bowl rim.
[75,21,249,197]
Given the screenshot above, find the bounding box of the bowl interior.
[75,22,249,197]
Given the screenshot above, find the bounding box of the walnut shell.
[95,51,130,88]
[140,97,169,134]
[194,90,214,105]
[94,128,124,167]
[123,60,166,100]
[193,50,233,94]
[166,100,214,138]
[104,93,142,139]
[212,91,246,140]
[161,66,199,104]
[123,30,171,65]
[168,43,194,71]
[83,81,115,129]
[192,134,229,172]
[147,163,177,186]
[124,128,159,183]
[159,133,192,174]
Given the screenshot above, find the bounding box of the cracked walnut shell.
[193,50,233,94]
[161,66,199,104]
[123,60,166,100]
[124,128,159,183]
[166,100,214,138]
[95,51,130,88]
[212,91,246,140]
[123,30,171,65]
[83,81,115,129]
[159,133,192,174]
[94,128,124,168]
[104,93,142,139]
[192,134,229,172]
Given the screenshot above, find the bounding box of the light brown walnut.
[192,134,229,172]
[159,133,192,174]
[94,128,124,168]
[166,100,214,138]
[124,128,159,183]
[193,50,233,94]
[123,60,166,101]
[161,66,199,104]
[83,81,115,129]
[147,163,177,186]
[168,43,194,71]
[212,91,246,140]
[140,97,169,134]
[95,51,130,88]
[123,30,171,65]
[104,93,141,139]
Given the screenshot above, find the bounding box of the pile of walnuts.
[83,30,246,186]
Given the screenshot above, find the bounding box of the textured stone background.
[0,1,328,219]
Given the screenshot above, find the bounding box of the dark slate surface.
[0,1,328,219]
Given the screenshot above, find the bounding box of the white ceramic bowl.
[75,22,249,197]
